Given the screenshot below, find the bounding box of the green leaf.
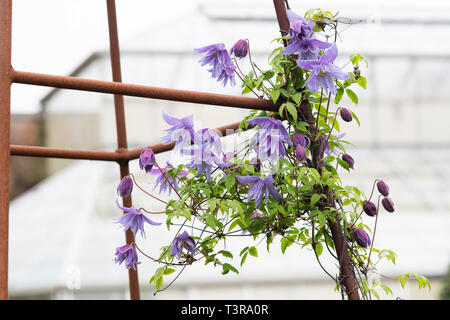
[346,89,358,105]
[222,263,239,275]
[249,246,258,257]
[292,92,302,105]
[240,252,249,267]
[271,89,280,103]
[155,276,163,290]
[310,193,322,208]
[163,268,176,275]
[285,102,297,122]
[335,87,344,104]
[218,250,233,259]
[224,174,236,193]
[314,242,323,257]
[356,76,367,89]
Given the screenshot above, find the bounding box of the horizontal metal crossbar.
[12,70,277,112]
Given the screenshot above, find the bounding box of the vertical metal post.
[0,0,12,300]
[106,0,141,300]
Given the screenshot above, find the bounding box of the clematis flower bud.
[376,180,390,197]
[353,228,371,248]
[295,145,307,161]
[230,39,248,59]
[382,197,395,213]
[117,176,133,198]
[139,148,156,173]
[362,200,377,217]
[341,153,354,169]
[292,133,310,148]
[340,108,353,122]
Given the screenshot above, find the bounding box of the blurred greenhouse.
[9,0,450,299]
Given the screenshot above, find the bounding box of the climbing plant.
[113,8,430,300]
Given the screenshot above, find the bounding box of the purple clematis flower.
[292,133,311,148]
[230,39,249,59]
[114,244,140,270]
[246,117,291,161]
[297,44,349,95]
[115,200,162,238]
[237,175,283,208]
[139,148,156,173]
[353,228,371,248]
[185,128,227,181]
[161,112,195,155]
[171,231,197,259]
[117,176,133,198]
[376,180,390,197]
[282,10,331,60]
[194,43,236,87]
[150,161,187,195]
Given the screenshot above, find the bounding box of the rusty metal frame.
[0,0,285,300]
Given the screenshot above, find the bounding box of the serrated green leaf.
[286,102,297,122]
[292,92,302,105]
[271,89,280,103]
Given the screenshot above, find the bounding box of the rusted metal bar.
[106,0,140,300]
[0,0,11,300]
[10,145,121,161]
[10,121,243,162]
[12,70,277,112]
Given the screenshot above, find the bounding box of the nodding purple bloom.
[139,148,156,173]
[363,200,377,217]
[161,112,195,155]
[117,176,133,198]
[292,133,311,148]
[114,244,140,270]
[296,145,307,161]
[377,180,390,197]
[246,117,290,141]
[115,200,162,238]
[171,231,197,259]
[353,228,371,248]
[186,128,226,181]
[282,10,331,60]
[382,197,395,213]
[340,108,353,122]
[150,161,187,195]
[246,117,291,161]
[230,39,248,59]
[237,175,283,208]
[341,153,355,169]
[297,44,349,95]
[194,43,236,87]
